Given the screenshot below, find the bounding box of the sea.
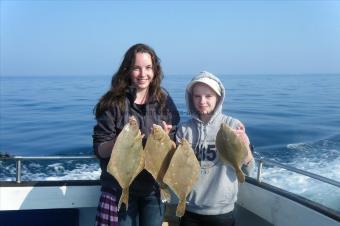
[0,74,339,212]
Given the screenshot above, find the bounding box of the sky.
[1,0,340,77]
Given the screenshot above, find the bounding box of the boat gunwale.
[0,180,101,187]
[245,177,340,222]
[1,177,339,222]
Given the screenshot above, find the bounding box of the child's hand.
[234,123,250,145]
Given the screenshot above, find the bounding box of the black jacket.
[93,87,180,195]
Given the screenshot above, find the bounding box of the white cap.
[187,76,222,96]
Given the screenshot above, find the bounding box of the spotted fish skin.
[163,138,200,217]
[107,116,144,210]
[144,124,176,202]
[216,123,247,183]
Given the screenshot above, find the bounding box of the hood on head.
[185,71,226,121]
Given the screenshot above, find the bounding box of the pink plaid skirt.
[95,190,118,226]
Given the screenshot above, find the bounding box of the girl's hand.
[234,122,253,165]
[162,121,173,135]
[234,123,250,145]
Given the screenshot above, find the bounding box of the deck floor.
[161,204,273,226]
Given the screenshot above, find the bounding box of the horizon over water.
[0,74,339,212]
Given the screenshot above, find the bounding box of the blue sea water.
[0,74,340,211]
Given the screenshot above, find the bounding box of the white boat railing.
[0,155,339,189]
[256,157,340,188]
[0,155,97,183]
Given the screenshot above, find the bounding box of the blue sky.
[1,0,340,76]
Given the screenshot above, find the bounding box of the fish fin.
[107,163,120,182]
[118,188,129,211]
[106,157,114,175]
[236,169,245,183]
[176,199,186,217]
[160,185,171,202]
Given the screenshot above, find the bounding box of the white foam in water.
[46,163,65,173]
[255,141,340,212]
[43,167,101,181]
[18,162,101,181]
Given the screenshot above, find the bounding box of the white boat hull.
[1,179,338,226]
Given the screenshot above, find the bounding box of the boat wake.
[254,134,340,213]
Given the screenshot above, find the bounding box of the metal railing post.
[16,159,22,183]
[256,159,263,183]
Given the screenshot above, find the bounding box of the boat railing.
[0,155,97,183]
[256,157,340,188]
[0,155,339,189]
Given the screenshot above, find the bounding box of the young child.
[176,71,254,226]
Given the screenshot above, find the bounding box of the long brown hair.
[94,43,165,118]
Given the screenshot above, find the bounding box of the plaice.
[216,123,247,183]
[107,116,144,210]
[144,124,176,202]
[163,138,200,217]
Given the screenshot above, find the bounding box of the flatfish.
[163,138,200,217]
[107,116,144,210]
[216,123,248,183]
[144,124,176,202]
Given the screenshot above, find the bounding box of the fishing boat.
[0,155,339,226]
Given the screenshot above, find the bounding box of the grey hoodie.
[176,71,254,215]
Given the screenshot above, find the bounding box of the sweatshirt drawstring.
[194,123,202,153]
[195,123,208,165]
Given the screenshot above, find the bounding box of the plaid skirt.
[95,190,119,226]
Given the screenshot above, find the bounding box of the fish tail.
[118,188,129,211]
[236,169,245,183]
[176,199,186,217]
